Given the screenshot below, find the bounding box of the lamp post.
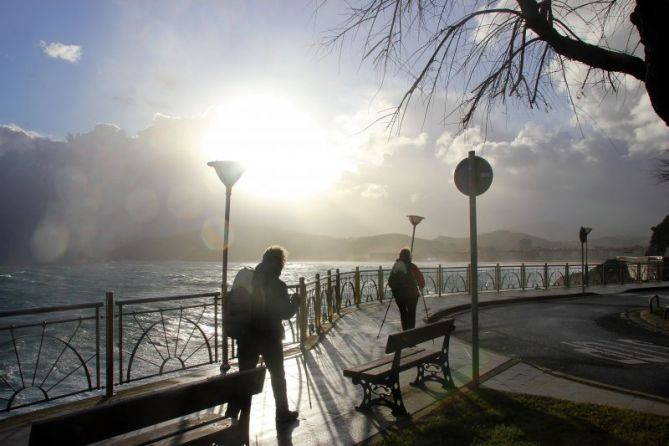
[407,215,430,321]
[208,160,245,372]
[579,226,592,293]
[407,215,425,253]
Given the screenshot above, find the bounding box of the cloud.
[0,109,664,263]
[432,123,666,239]
[0,118,212,263]
[360,183,388,199]
[38,40,82,63]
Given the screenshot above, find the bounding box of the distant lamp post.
[579,226,592,293]
[208,160,245,372]
[407,215,425,253]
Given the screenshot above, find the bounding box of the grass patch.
[372,389,669,446]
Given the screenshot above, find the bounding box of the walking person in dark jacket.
[388,248,425,330]
[225,246,300,425]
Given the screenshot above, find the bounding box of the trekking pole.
[420,287,430,322]
[377,297,394,338]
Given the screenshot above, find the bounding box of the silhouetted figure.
[225,246,300,425]
[388,248,425,330]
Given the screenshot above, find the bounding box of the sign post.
[579,226,592,293]
[454,150,493,388]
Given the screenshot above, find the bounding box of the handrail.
[0,302,103,318]
[115,292,219,306]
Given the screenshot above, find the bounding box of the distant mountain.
[109,226,649,263]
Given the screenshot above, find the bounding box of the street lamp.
[579,226,592,293]
[208,160,245,371]
[407,215,425,253]
[407,215,430,321]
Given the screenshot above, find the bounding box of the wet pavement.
[2,282,668,445]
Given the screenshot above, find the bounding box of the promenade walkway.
[2,282,668,445]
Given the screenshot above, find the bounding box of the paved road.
[451,290,669,398]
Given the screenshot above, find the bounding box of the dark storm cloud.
[0,118,212,264]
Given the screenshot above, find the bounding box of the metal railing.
[0,303,102,412]
[0,259,664,413]
[114,292,220,386]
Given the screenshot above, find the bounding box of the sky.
[0,1,667,263]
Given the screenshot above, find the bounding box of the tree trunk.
[631,0,669,126]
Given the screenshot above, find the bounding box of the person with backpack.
[388,248,425,330]
[224,245,300,425]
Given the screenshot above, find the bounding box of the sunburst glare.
[201,93,338,200]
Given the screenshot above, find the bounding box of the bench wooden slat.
[355,347,441,380]
[342,347,424,377]
[99,412,234,446]
[29,367,266,446]
[385,319,454,353]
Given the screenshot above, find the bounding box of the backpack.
[388,261,413,293]
[224,267,265,339]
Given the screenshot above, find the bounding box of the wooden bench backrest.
[29,367,266,446]
[385,320,455,354]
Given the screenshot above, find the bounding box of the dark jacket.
[251,261,299,338]
[389,259,425,301]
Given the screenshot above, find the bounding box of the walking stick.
[420,287,430,322]
[377,296,394,338]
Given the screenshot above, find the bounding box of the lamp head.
[207,160,245,188]
[407,215,425,227]
[579,226,592,243]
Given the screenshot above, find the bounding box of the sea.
[0,260,443,310]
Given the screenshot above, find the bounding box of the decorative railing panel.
[115,293,219,385]
[0,303,102,411]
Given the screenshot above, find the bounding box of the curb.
[527,362,669,405]
[427,291,595,321]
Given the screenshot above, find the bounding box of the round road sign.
[454,155,493,196]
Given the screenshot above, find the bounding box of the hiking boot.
[275,410,299,424]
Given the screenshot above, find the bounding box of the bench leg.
[411,356,454,389]
[353,379,409,417]
[389,380,408,417]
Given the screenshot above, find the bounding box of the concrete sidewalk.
[2,282,668,445]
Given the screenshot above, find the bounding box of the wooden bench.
[343,320,455,416]
[28,367,266,446]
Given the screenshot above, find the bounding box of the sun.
[201,92,337,200]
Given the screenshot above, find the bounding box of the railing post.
[438,264,443,296]
[315,273,322,331]
[496,263,501,292]
[105,292,114,398]
[466,264,471,293]
[117,298,123,385]
[299,277,307,346]
[637,263,642,284]
[95,306,100,389]
[214,293,219,363]
[354,267,361,307]
[335,269,341,314]
[327,270,333,321]
[378,266,384,302]
[521,263,526,290]
[659,261,664,283]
